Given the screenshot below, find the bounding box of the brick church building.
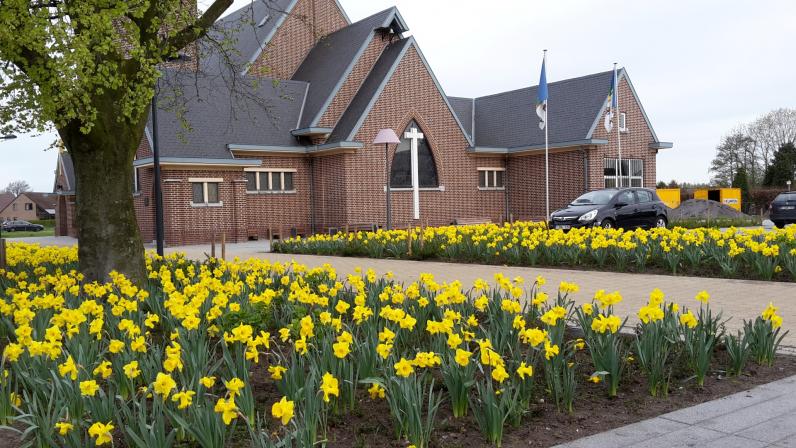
[55,0,672,245]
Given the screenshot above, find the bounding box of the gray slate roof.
[57,152,75,192]
[450,70,615,148]
[147,71,308,159]
[327,37,414,143]
[448,97,474,138]
[291,8,398,129]
[211,0,296,69]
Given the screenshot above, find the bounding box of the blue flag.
[536,54,548,130]
[604,65,618,132]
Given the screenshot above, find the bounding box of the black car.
[550,188,669,230]
[770,192,796,228]
[1,220,45,232]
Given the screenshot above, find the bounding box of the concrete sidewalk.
[9,236,796,347]
[554,375,796,448]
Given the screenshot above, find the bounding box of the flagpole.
[544,50,549,222]
[614,63,622,188]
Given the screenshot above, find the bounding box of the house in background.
[0,193,14,221]
[0,192,57,222]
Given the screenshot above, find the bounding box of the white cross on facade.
[404,127,424,220]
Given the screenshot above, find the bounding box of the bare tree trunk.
[59,108,147,284]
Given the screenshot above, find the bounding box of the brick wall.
[507,149,587,221]
[249,0,349,79]
[236,155,314,238]
[157,168,249,246]
[588,77,658,190]
[344,45,507,228]
[317,31,392,128]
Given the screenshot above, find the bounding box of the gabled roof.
[0,193,14,212]
[54,152,75,193]
[450,68,667,151]
[472,70,613,148]
[146,71,309,160]
[213,0,297,70]
[23,192,58,211]
[291,7,406,129]
[327,37,474,146]
[327,37,414,143]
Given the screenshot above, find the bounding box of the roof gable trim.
[241,0,300,76]
[341,38,474,146]
[585,68,660,142]
[306,24,383,127]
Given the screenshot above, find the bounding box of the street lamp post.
[0,135,18,263]
[151,90,165,256]
[0,135,18,242]
[373,129,401,231]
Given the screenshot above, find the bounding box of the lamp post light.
[373,129,401,231]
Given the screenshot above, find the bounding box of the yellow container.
[692,188,742,211]
[656,188,681,209]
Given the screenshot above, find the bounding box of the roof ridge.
[474,69,615,101]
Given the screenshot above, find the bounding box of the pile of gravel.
[669,199,749,220]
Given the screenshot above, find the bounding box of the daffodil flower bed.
[273,222,796,282]
[0,243,790,448]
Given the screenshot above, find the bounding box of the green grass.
[1,228,55,238]
[1,219,55,238]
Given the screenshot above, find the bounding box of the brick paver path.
[554,375,796,447]
[167,241,795,348]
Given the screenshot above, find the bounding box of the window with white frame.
[24,203,33,211]
[190,178,222,205]
[478,167,505,189]
[244,169,296,193]
[619,112,628,132]
[604,158,643,188]
[133,167,141,193]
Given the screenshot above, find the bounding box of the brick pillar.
[231,179,248,243]
[162,179,183,246]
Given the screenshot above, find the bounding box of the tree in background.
[0,0,244,282]
[2,180,31,197]
[731,167,751,213]
[710,132,755,186]
[763,142,796,187]
[747,109,796,178]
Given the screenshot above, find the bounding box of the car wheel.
[601,219,615,229]
[773,221,785,228]
[655,216,668,228]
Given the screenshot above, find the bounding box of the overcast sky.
[4,0,795,191]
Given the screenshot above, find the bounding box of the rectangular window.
[133,168,141,193]
[25,203,33,211]
[190,179,222,205]
[604,158,643,188]
[245,172,256,192]
[244,169,297,193]
[11,204,16,211]
[477,168,505,190]
[619,112,627,132]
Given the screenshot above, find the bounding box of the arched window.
[390,120,439,188]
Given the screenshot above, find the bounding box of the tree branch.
[166,0,233,52]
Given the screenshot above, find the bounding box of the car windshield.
[774,193,796,203]
[571,190,615,205]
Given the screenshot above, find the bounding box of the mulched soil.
[253,349,796,448]
[4,350,795,448]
